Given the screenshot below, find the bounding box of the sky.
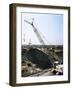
[21,12,63,45]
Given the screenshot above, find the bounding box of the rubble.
[21,46,63,77]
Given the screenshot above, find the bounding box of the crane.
[24,19,45,45]
[24,19,62,65]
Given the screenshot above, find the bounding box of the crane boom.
[24,20,45,45]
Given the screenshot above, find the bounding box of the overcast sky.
[21,12,63,45]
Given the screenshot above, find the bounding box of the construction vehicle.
[24,18,62,64]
